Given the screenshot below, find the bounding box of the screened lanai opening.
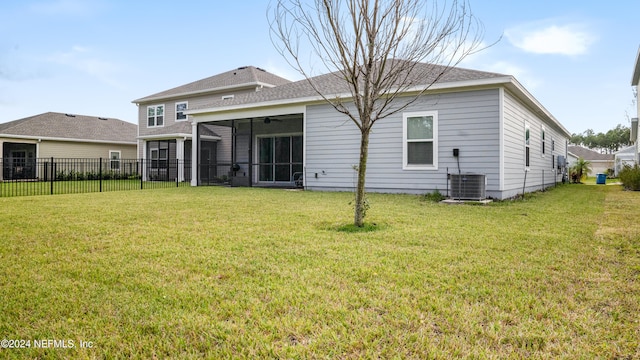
[195,114,303,187]
[2,142,36,180]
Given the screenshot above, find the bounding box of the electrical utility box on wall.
[450,174,487,200]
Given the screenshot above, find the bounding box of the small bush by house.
[619,164,640,191]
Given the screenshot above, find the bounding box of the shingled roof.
[568,146,614,161]
[133,66,292,103]
[191,61,507,111]
[0,112,137,143]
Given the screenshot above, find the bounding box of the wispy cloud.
[505,20,596,56]
[486,61,541,90]
[47,46,123,88]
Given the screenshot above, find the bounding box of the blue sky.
[0,0,638,134]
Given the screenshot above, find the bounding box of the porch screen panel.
[292,135,303,176]
[275,137,291,181]
[259,137,273,181]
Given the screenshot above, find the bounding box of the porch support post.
[249,118,253,187]
[190,121,198,186]
[231,120,236,172]
[176,138,184,182]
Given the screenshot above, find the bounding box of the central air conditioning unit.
[450,174,486,200]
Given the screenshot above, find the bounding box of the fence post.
[176,159,179,187]
[99,157,103,192]
[140,159,144,190]
[50,157,54,195]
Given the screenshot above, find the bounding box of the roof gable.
[0,112,137,143]
[133,66,292,103]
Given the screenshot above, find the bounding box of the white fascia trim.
[202,135,222,141]
[137,133,221,141]
[191,105,307,123]
[132,82,273,104]
[138,133,193,140]
[0,134,136,145]
[632,45,640,85]
[502,79,571,138]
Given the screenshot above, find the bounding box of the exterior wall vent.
[450,174,486,200]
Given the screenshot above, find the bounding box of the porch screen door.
[259,135,302,182]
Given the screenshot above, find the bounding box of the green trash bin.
[596,173,606,185]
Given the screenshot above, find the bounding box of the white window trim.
[525,122,530,169]
[221,95,235,100]
[175,101,188,122]
[147,104,165,128]
[402,111,438,170]
[541,126,546,157]
[109,150,121,170]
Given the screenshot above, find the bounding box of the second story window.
[147,105,164,127]
[176,102,187,121]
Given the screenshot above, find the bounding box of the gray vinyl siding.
[502,90,567,198]
[305,89,501,195]
[138,91,259,136]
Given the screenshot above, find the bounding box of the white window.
[403,111,438,170]
[176,102,188,121]
[147,105,164,127]
[525,123,530,168]
[109,150,121,170]
[541,127,546,156]
[221,95,234,100]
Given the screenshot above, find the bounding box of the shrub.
[424,189,445,202]
[619,164,640,191]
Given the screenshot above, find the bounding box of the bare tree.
[269,0,487,227]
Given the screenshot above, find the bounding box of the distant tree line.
[570,124,631,153]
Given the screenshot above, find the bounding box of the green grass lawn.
[0,184,638,358]
[0,180,188,197]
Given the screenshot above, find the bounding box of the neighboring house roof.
[188,60,571,138]
[132,66,292,104]
[0,112,137,144]
[632,45,640,86]
[568,146,614,161]
[614,145,637,155]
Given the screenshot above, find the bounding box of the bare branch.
[268,0,491,226]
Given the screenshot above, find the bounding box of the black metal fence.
[0,158,191,197]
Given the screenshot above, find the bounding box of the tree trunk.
[354,128,370,227]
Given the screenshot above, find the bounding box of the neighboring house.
[614,145,637,176]
[170,60,571,200]
[132,66,291,183]
[567,146,614,176]
[0,112,137,180]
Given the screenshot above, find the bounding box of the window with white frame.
[176,102,187,121]
[147,105,164,127]
[541,127,546,156]
[403,111,438,169]
[525,123,530,168]
[109,150,121,170]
